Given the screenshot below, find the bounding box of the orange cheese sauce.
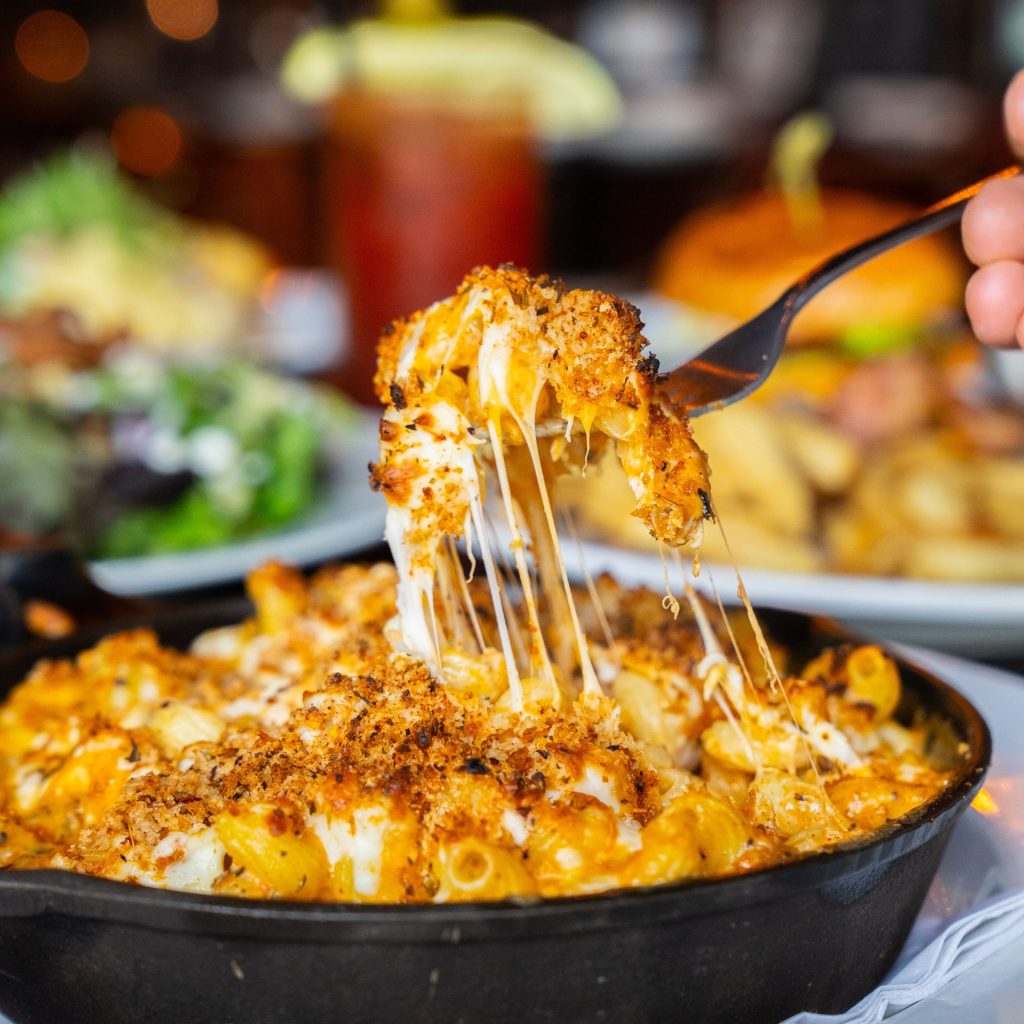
[0,563,955,901]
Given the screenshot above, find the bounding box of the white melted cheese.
[385,503,441,670]
[382,401,483,672]
[238,635,273,677]
[573,765,643,852]
[555,847,583,871]
[304,618,353,649]
[476,318,516,410]
[878,722,915,757]
[13,769,45,813]
[502,808,529,847]
[138,679,161,704]
[896,761,927,783]
[222,671,299,727]
[574,765,619,808]
[190,624,244,660]
[593,653,619,687]
[310,806,390,897]
[395,315,428,379]
[802,718,862,769]
[152,828,228,892]
[665,671,704,722]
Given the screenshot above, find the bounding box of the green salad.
[0,348,358,559]
[0,151,269,349]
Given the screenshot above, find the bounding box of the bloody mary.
[324,91,541,405]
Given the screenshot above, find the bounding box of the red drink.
[324,91,542,405]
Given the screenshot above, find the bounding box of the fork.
[659,164,1021,417]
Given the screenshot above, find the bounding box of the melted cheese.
[311,807,391,898]
[374,267,710,709]
[157,829,228,892]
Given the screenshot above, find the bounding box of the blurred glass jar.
[323,91,542,406]
[187,76,321,269]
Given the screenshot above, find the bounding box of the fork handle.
[785,164,1021,316]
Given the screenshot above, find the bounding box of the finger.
[965,260,1024,347]
[1005,70,1024,160]
[962,176,1024,265]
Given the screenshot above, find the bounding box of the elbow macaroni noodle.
[0,561,958,901]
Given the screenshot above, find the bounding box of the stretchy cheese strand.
[518,417,600,696]
[562,507,615,649]
[468,489,523,710]
[487,419,557,692]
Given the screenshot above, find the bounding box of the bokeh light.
[971,789,1000,816]
[146,0,218,42]
[15,10,89,84]
[111,105,183,177]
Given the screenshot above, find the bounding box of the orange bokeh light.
[15,10,89,84]
[146,0,218,41]
[111,106,183,177]
[971,789,1000,816]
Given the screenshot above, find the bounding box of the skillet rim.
[0,599,991,942]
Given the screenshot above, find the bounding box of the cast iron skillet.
[0,602,991,1024]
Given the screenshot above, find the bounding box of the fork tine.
[658,300,791,416]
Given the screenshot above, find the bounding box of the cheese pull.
[372,266,711,708]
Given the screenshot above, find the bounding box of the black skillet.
[0,603,991,1024]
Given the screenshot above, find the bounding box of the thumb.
[1005,70,1024,161]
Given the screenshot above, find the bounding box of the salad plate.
[87,416,383,596]
[558,537,1024,656]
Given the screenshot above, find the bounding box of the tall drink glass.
[324,91,542,405]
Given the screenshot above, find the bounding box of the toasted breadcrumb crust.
[373,265,710,550]
[0,271,959,903]
[1,563,955,901]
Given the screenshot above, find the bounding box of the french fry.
[693,404,814,537]
[776,414,861,494]
[904,537,1024,582]
[698,516,823,573]
[978,459,1024,539]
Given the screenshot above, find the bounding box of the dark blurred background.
[0,0,1016,279]
[4,0,1024,655]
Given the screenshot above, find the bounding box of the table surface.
[883,648,1024,1024]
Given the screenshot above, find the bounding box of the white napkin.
[783,889,1024,1024]
[784,647,1024,1024]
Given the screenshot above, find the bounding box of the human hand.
[963,72,1024,348]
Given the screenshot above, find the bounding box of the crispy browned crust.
[0,564,955,898]
[620,405,712,546]
[375,265,653,414]
[2,567,671,897]
[544,290,651,409]
[372,265,712,550]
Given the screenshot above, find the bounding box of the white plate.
[87,417,385,597]
[593,292,1024,656]
[559,538,1024,656]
